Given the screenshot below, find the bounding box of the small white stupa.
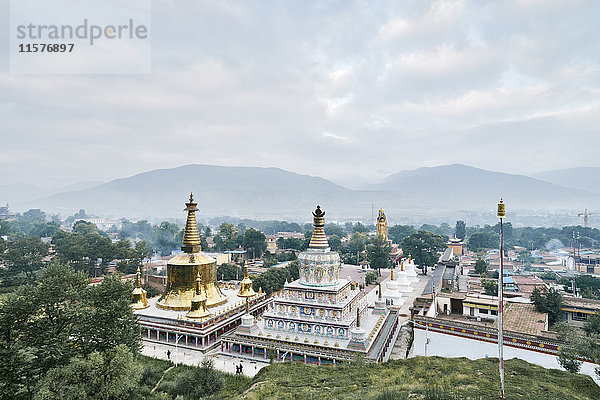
[397,260,413,293]
[405,255,419,283]
[383,266,404,306]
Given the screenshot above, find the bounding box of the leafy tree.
[252,261,299,295]
[151,221,182,256]
[324,223,345,238]
[328,235,342,251]
[353,222,369,234]
[481,279,498,296]
[73,220,101,236]
[455,220,466,240]
[531,287,563,326]
[348,233,367,254]
[276,237,307,251]
[388,225,416,244]
[217,263,242,280]
[21,209,46,223]
[0,236,49,286]
[34,344,141,400]
[367,236,391,271]
[168,359,223,399]
[0,263,141,398]
[474,258,488,276]
[52,230,114,275]
[242,228,267,258]
[584,311,600,336]
[401,231,447,275]
[214,223,240,251]
[467,231,499,252]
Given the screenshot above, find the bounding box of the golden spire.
[356,307,361,328]
[131,266,149,309]
[391,266,394,280]
[135,266,142,288]
[378,282,382,299]
[401,260,404,272]
[182,193,201,253]
[238,262,256,313]
[308,205,329,249]
[187,272,211,319]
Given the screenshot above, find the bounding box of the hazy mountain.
[0,181,104,208]
[371,164,598,211]
[533,167,600,194]
[11,164,599,222]
[17,165,385,220]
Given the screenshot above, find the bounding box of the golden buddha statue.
[156,193,227,310]
[376,208,388,241]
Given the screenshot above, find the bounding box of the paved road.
[141,340,270,377]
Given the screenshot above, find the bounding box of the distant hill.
[17,165,384,220]
[534,167,600,194]
[370,164,598,211]
[12,164,599,221]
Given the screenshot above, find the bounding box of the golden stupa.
[131,266,149,310]
[237,262,256,313]
[186,272,211,319]
[156,193,227,310]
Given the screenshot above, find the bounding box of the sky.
[1,0,599,188]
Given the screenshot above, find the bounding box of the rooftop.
[493,302,547,336]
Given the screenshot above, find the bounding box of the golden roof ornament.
[237,262,256,313]
[378,282,382,299]
[131,266,149,309]
[356,307,361,328]
[182,193,201,253]
[187,272,211,319]
[308,205,329,248]
[498,198,505,218]
[391,265,394,280]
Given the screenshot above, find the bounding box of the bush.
[164,359,224,399]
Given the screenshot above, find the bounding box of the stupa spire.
[182,193,201,253]
[308,205,329,249]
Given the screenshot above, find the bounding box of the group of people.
[166,349,245,375]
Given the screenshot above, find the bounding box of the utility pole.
[497,198,506,400]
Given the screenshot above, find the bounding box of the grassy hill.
[141,356,599,400]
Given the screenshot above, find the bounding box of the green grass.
[134,355,599,400]
[230,357,600,400]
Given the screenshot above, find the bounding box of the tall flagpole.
[497,199,505,400]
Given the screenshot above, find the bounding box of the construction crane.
[577,209,596,228]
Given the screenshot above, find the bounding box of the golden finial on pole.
[497,198,506,400]
[497,198,505,218]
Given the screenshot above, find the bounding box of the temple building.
[221,206,400,364]
[447,236,464,256]
[132,194,271,353]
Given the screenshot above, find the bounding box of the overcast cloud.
[1,0,599,187]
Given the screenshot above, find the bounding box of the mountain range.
[5,164,600,222]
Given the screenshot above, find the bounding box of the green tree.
[455,221,466,240]
[0,236,49,286]
[214,223,240,251]
[467,231,499,252]
[328,235,342,251]
[324,223,345,238]
[367,236,391,272]
[388,225,416,244]
[348,232,367,254]
[73,220,101,235]
[474,258,488,276]
[168,359,223,399]
[242,228,267,259]
[401,231,447,275]
[151,221,181,256]
[531,287,563,326]
[217,263,242,280]
[353,222,369,233]
[481,279,498,296]
[34,345,142,400]
[584,311,600,336]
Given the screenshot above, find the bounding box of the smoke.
[545,238,564,251]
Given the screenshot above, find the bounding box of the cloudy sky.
[1,0,599,188]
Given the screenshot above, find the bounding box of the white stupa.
[382,266,404,306]
[405,255,419,283]
[397,260,413,293]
